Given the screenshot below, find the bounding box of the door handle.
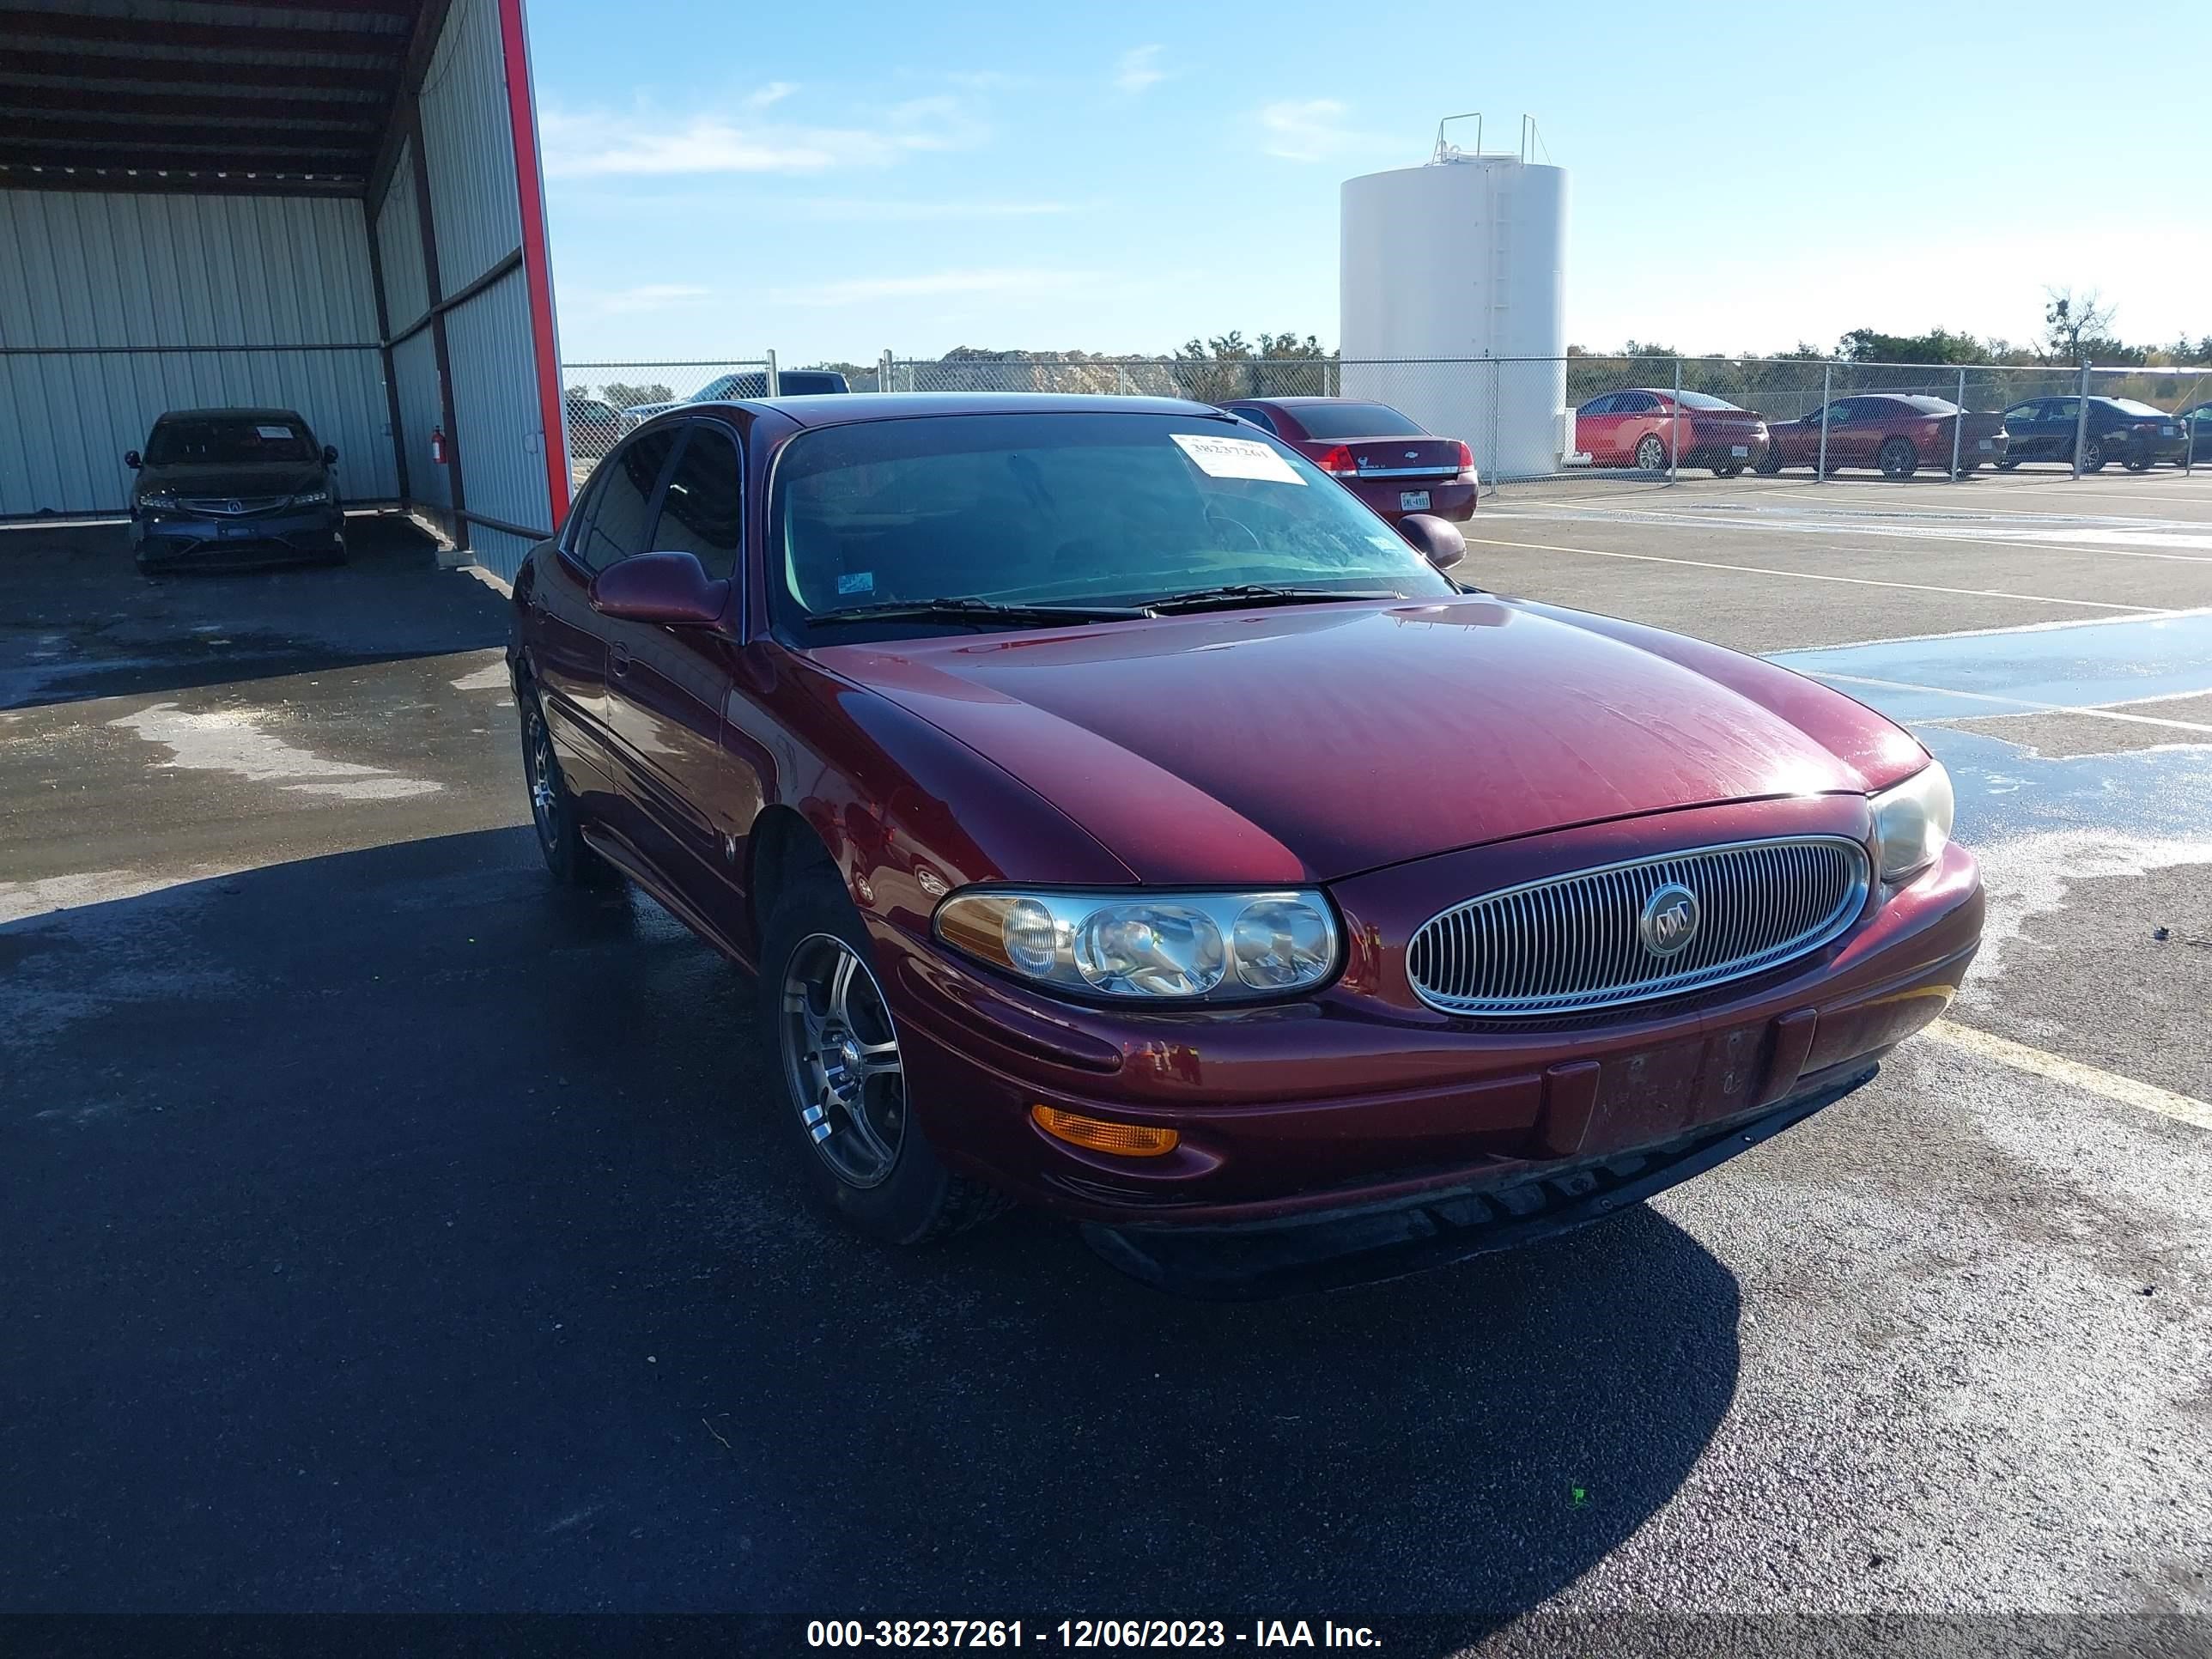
[610,642,632,677]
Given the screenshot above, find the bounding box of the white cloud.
[1256,98,1379,162]
[770,268,1102,307]
[744,82,797,110]
[539,94,986,179]
[1114,45,1169,94]
[582,283,711,315]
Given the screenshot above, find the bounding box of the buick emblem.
[1638,883,1701,957]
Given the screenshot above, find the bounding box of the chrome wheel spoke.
[854,1038,902,1082]
[779,934,906,1189]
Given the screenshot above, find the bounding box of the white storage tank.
[1340,135,1567,480]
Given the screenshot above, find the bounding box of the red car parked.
[1219,398,1478,525]
[1757,395,2009,477]
[1575,389,1771,477]
[510,394,1983,1294]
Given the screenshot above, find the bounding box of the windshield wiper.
[1146,584,1403,614]
[807,597,1153,629]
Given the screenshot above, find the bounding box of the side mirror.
[322,445,339,465]
[125,450,142,469]
[590,550,730,627]
[1398,512,1465,572]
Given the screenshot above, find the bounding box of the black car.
[620,368,850,423]
[128,408,345,573]
[2178,403,2212,467]
[1996,396,2189,472]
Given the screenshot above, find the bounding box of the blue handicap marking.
[1763,610,2212,845]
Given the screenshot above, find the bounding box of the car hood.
[814,596,1919,884]
[139,460,326,497]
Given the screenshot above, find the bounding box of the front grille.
[1406,836,1869,1018]
[179,495,289,516]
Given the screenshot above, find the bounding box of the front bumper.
[879,801,1984,1234]
[134,507,347,569]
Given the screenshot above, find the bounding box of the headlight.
[934,889,1340,1001]
[139,491,178,512]
[1871,760,1954,884]
[290,489,331,507]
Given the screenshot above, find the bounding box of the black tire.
[520,690,617,887]
[1711,463,1744,478]
[1996,457,2021,471]
[1753,446,1784,476]
[2124,453,2154,472]
[1877,436,1918,478]
[2080,439,2106,473]
[1634,434,1668,472]
[760,868,1009,1245]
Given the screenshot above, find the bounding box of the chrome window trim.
[1406,835,1871,1018]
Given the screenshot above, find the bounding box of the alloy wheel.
[525,708,561,854]
[1636,434,1667,471]
[780,933,907,1188]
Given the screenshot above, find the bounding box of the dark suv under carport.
[128,408,347,574]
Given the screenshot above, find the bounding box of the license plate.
[1978,439,1995,451]
[1729,445,1748,458]
[2163,426,2178,437]
[219,522,257,538]
[1399,490,1430,511]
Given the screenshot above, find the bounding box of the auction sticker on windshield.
[1170,432,1305,484]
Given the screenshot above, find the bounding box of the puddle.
[109,702,441,800]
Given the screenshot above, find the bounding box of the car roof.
[1230,396,1383,407]
[691,391,1226,428]
[155,406,306,422]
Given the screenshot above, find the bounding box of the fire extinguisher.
[429,425,447,465]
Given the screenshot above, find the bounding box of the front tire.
[1878,437,1918,478]
[520,691,617,887]
[1634,434,1668,472]
[2080,439,2106,473]
[761,870,1007,1245]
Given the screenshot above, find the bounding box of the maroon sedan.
[1220,398,1478,525]
[1757,395,2009,477]
[509,394,1982,1294]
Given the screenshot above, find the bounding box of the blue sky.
[526,0,2210,367]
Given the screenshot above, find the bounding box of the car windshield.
[2106,398,2166,417]
[1283,402,1426,439]
[145,416,315,465]
[771,411,1455,631]
[1674,392,1744,410]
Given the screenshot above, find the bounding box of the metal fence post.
[1486,358,1502,486]
[1817,363,1832,483]
[764,349,780,398]
[879,349,893,393]
[1668,358,1681,483]
[1950,365,1966,481]
[2070,360,2093,477]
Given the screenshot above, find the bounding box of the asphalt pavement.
[1,487,2207,1653]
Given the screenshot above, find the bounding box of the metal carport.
[0,0,568,578]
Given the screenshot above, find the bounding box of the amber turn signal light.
[1030,1105,1180,1158]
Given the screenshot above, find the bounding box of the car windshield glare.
[145,417,315,466]
[771,412,1455,629]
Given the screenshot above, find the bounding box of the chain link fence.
[561,352,2210,487]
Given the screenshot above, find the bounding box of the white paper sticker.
[255,424,295,441]
[1169,432,1305,485]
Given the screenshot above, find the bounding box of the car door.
[599,418,757,916]
[525,426,680,809]
[1575,392,1626,463]
[1825,398,1878,466]
[2002,400,2047,459]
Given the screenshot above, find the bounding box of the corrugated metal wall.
[0,188,400,515]
[389,328,447,511]
[373,137,430,330]
[399,0,555,579]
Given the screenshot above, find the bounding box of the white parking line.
[1767,605,2212,653]
[1457,534,2164,612]
[1927,1020,2212,1131]
[1807,671,2212,733]
[1481,507,2212,562]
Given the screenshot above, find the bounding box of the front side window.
[1579,393,1620,416]
[769,412,1455,633]
[145,416,316,465]
[650,424,744,579]
[575,428,680,572]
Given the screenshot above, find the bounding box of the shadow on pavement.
[0,514,509,711]
[0,829,1741,1627]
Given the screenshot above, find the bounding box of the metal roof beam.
[0,48,397,94]
[0,9,407,58]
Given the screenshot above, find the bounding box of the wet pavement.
[2,495,2209,1643]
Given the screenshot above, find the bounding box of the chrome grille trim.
[1406,836,1870,1018]
[179,495,289,516]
